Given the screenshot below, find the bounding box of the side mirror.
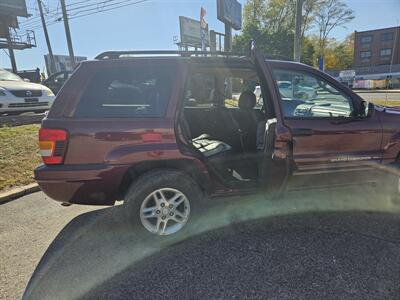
[23,78,30,82]
[360,101,374,118]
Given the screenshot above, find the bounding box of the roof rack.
[95,50,247,60]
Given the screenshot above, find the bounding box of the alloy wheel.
[140,188,190,235]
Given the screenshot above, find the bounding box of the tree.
[301,37,316,66]
[314,0,355,56]
[325,33,354,70]
[233,0,354,66]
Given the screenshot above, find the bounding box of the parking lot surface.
[86,211,400,300]
[0,192,103,300]
[20,188,400,300]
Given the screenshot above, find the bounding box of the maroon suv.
[35,46,400,236]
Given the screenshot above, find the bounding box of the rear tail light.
[39,128,68,165]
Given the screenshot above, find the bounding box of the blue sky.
[1,0,399,71]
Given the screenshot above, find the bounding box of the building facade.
[354,26,400,68]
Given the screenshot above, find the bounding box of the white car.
[0,68,55,115]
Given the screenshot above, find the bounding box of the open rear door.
[249,41,293,195]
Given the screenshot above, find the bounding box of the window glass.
[360,50,372,58]
[184,73,216,107]
[184,69,263,110]
[223,75,262,109]
[273,68,353,118]
[380,48,392,56]
[75,66,175,118]
[54,73,66,82]
[0,68,23,81]
[361,35,372,43]
[381,32,394,41]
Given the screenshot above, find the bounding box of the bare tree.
[301,0,319,40]
[314,0,354,55]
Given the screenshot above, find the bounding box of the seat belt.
[227,108,246,152]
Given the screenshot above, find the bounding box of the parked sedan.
[0,68,55,115]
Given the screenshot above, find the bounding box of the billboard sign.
[339,69,356,80]
[0,16,18,38]
[217,0,242,30]
[44,54,87,74]
[0,0,28,17]
[179,16,209,47]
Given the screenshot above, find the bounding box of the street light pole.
[294,0,303,62]
[60,0,75,68]
[37,0,56,74]
[224,24,232,52]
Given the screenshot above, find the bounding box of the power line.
[19,0,102,27]
[20,0,151,31]
[19,0,134,30]
[68,0,150,17]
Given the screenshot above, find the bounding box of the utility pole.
[37,0,56,74]
[294,0,303,62]
[224,24,232,52]
[60,0,75,68]
[5,28,17,73]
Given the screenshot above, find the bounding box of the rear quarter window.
[74,65,176,118]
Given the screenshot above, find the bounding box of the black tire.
[124,169,205,236]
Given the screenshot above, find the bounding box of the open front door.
[249,42,293,194]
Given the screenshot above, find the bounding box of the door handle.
[292,128,313,136]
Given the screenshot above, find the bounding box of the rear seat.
[180,116,233,158]
[192,134,232,157]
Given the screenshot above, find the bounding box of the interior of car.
[179,67,277,188]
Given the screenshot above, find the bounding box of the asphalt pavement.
[20,188,400,300]
[85,212,400,300]
[0,192,104,300]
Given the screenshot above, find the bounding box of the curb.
[0,183,41,204]
[354,90,400,94]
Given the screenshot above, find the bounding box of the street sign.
[339,70,356,79]
[179,16,209,47]
[44,54,87,74]
[217,0,242,30]
[0,0,28,17]
[0,15,19,38]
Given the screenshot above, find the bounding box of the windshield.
[0,69,23,82]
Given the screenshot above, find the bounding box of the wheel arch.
[117,159,210,199]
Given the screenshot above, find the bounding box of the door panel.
[250,44,292,192]
[285,118,382,173]
[272,67,383,180]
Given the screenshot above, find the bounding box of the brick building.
[354,26,400,67]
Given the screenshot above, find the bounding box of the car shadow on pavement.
[23,189,400,300]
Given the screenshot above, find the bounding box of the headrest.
[238,91,256,110]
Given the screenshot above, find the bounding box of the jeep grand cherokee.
[34,46,400,236]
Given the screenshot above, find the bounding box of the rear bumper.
[34,164,129,205]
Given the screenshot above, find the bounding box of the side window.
[54,73,65,83]
[273,68,353,118]
[75,66,175,118]
[184,73,216,107]
[184,68,263,110]
[223,74,262,109]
